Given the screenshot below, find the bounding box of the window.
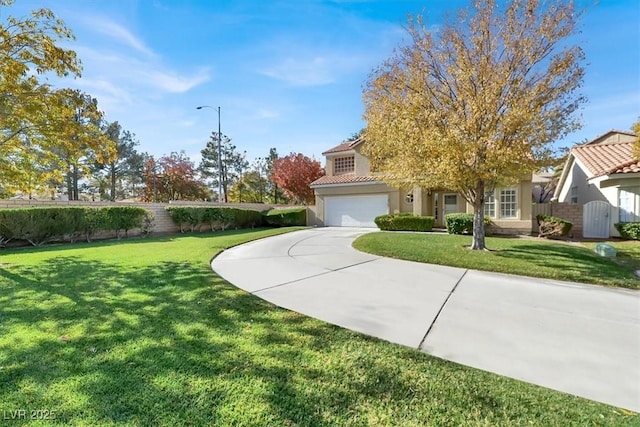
[484,191,495,218]
[619,190,634,222]
[405,193,414,204]
[570,186,578,204]
[334,156,354,174]
[500,188,517,218]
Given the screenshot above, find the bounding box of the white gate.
[583,201,610,238]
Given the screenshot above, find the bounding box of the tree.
[141,152,208,202]
[228,171,268,203]
[0,1,95,194]
[92,121,142,201]
[199,133,248,202]
[263,147,287,204]
[363,0,585,250]
[272,153,324,204]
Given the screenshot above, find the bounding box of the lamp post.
[196,105,223,203]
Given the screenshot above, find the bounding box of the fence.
[532,202,583,238]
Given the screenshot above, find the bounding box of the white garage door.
[325,195,388,227]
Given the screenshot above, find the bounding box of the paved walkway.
[211,227,640,412]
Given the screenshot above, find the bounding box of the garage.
[325,194,388,227]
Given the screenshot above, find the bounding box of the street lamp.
[196,105,223,203]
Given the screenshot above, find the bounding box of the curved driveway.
[211,227,640,412]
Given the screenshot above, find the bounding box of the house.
[553,130,639,238]
[309,137,534,234]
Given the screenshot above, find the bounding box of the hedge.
[536,214,572,239]
[262,208,307,227]
[0,206,152,246]
[374,214,434,232]
[444,213,491,235]
[614,222,640,240]
[165,206,264,232]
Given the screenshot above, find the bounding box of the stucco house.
[310,137,533,233]
[552,130,639,238]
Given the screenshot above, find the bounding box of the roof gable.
[322,137,365,155]
[572,141,638,177]
[584,130,637,145]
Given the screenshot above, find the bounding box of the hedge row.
[165,206,307,232]
[375,213,434,232]
[536,214,572,239]
[444,213,491,235]
[614,222,640,240]
[0,206,153,246]
[262,208,307,227]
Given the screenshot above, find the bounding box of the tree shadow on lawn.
[493,242,639,287]
[0,257,633,425]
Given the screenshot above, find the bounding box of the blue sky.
[8,0,640,164]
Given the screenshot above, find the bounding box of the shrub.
[262,208,307,227]
[536,214,572,239]
[0,206,151,246]
[103,207,148,239]
[166,206,263,231]
[374,214,434,232]
[232,208,263,228]
[445,213,491,235]
[614,222,640,240]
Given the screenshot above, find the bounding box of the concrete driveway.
[211,227,640,412]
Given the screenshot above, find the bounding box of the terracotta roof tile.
[322,137,365,155]
[310,174,380,186]
[572,141,639,177]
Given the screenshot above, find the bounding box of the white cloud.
[142,68,211,93]
[83,16,156,58]
[261,56,335,86]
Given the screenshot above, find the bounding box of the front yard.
[353,232,640,289]
[0,228,637,425]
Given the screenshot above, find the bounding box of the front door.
[444,194,458,217]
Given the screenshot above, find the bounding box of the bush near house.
[262,208,307,227]
[615,222,640,240]
[375,213,434,232]
[0,206,152,246]
[536,214,572,239]
[445,213,491,235]
[165,206,264,232]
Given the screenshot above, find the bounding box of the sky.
[5,0,640,166]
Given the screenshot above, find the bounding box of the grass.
[0,228,637,426]
[353,232,640,289]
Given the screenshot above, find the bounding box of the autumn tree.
[272,153,324,205]
[0,2,115,196]
[363,0,585,250]
[0,0,81,150]
[142,152,208,202]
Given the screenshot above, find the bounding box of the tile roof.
[310,174,380,186]
[322,137,365,155]
[572,141,639,177]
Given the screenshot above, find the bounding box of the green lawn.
[353,232,640,289]
[0,228,637,426]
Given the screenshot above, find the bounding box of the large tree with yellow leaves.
[0,0,114,196]
[363,0,586,250]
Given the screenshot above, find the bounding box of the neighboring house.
[310,137,533,233]
[553,130,639,238]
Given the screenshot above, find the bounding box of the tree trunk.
[470,181,486,250]
[110,164,116,201]
[72,164,79,200]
